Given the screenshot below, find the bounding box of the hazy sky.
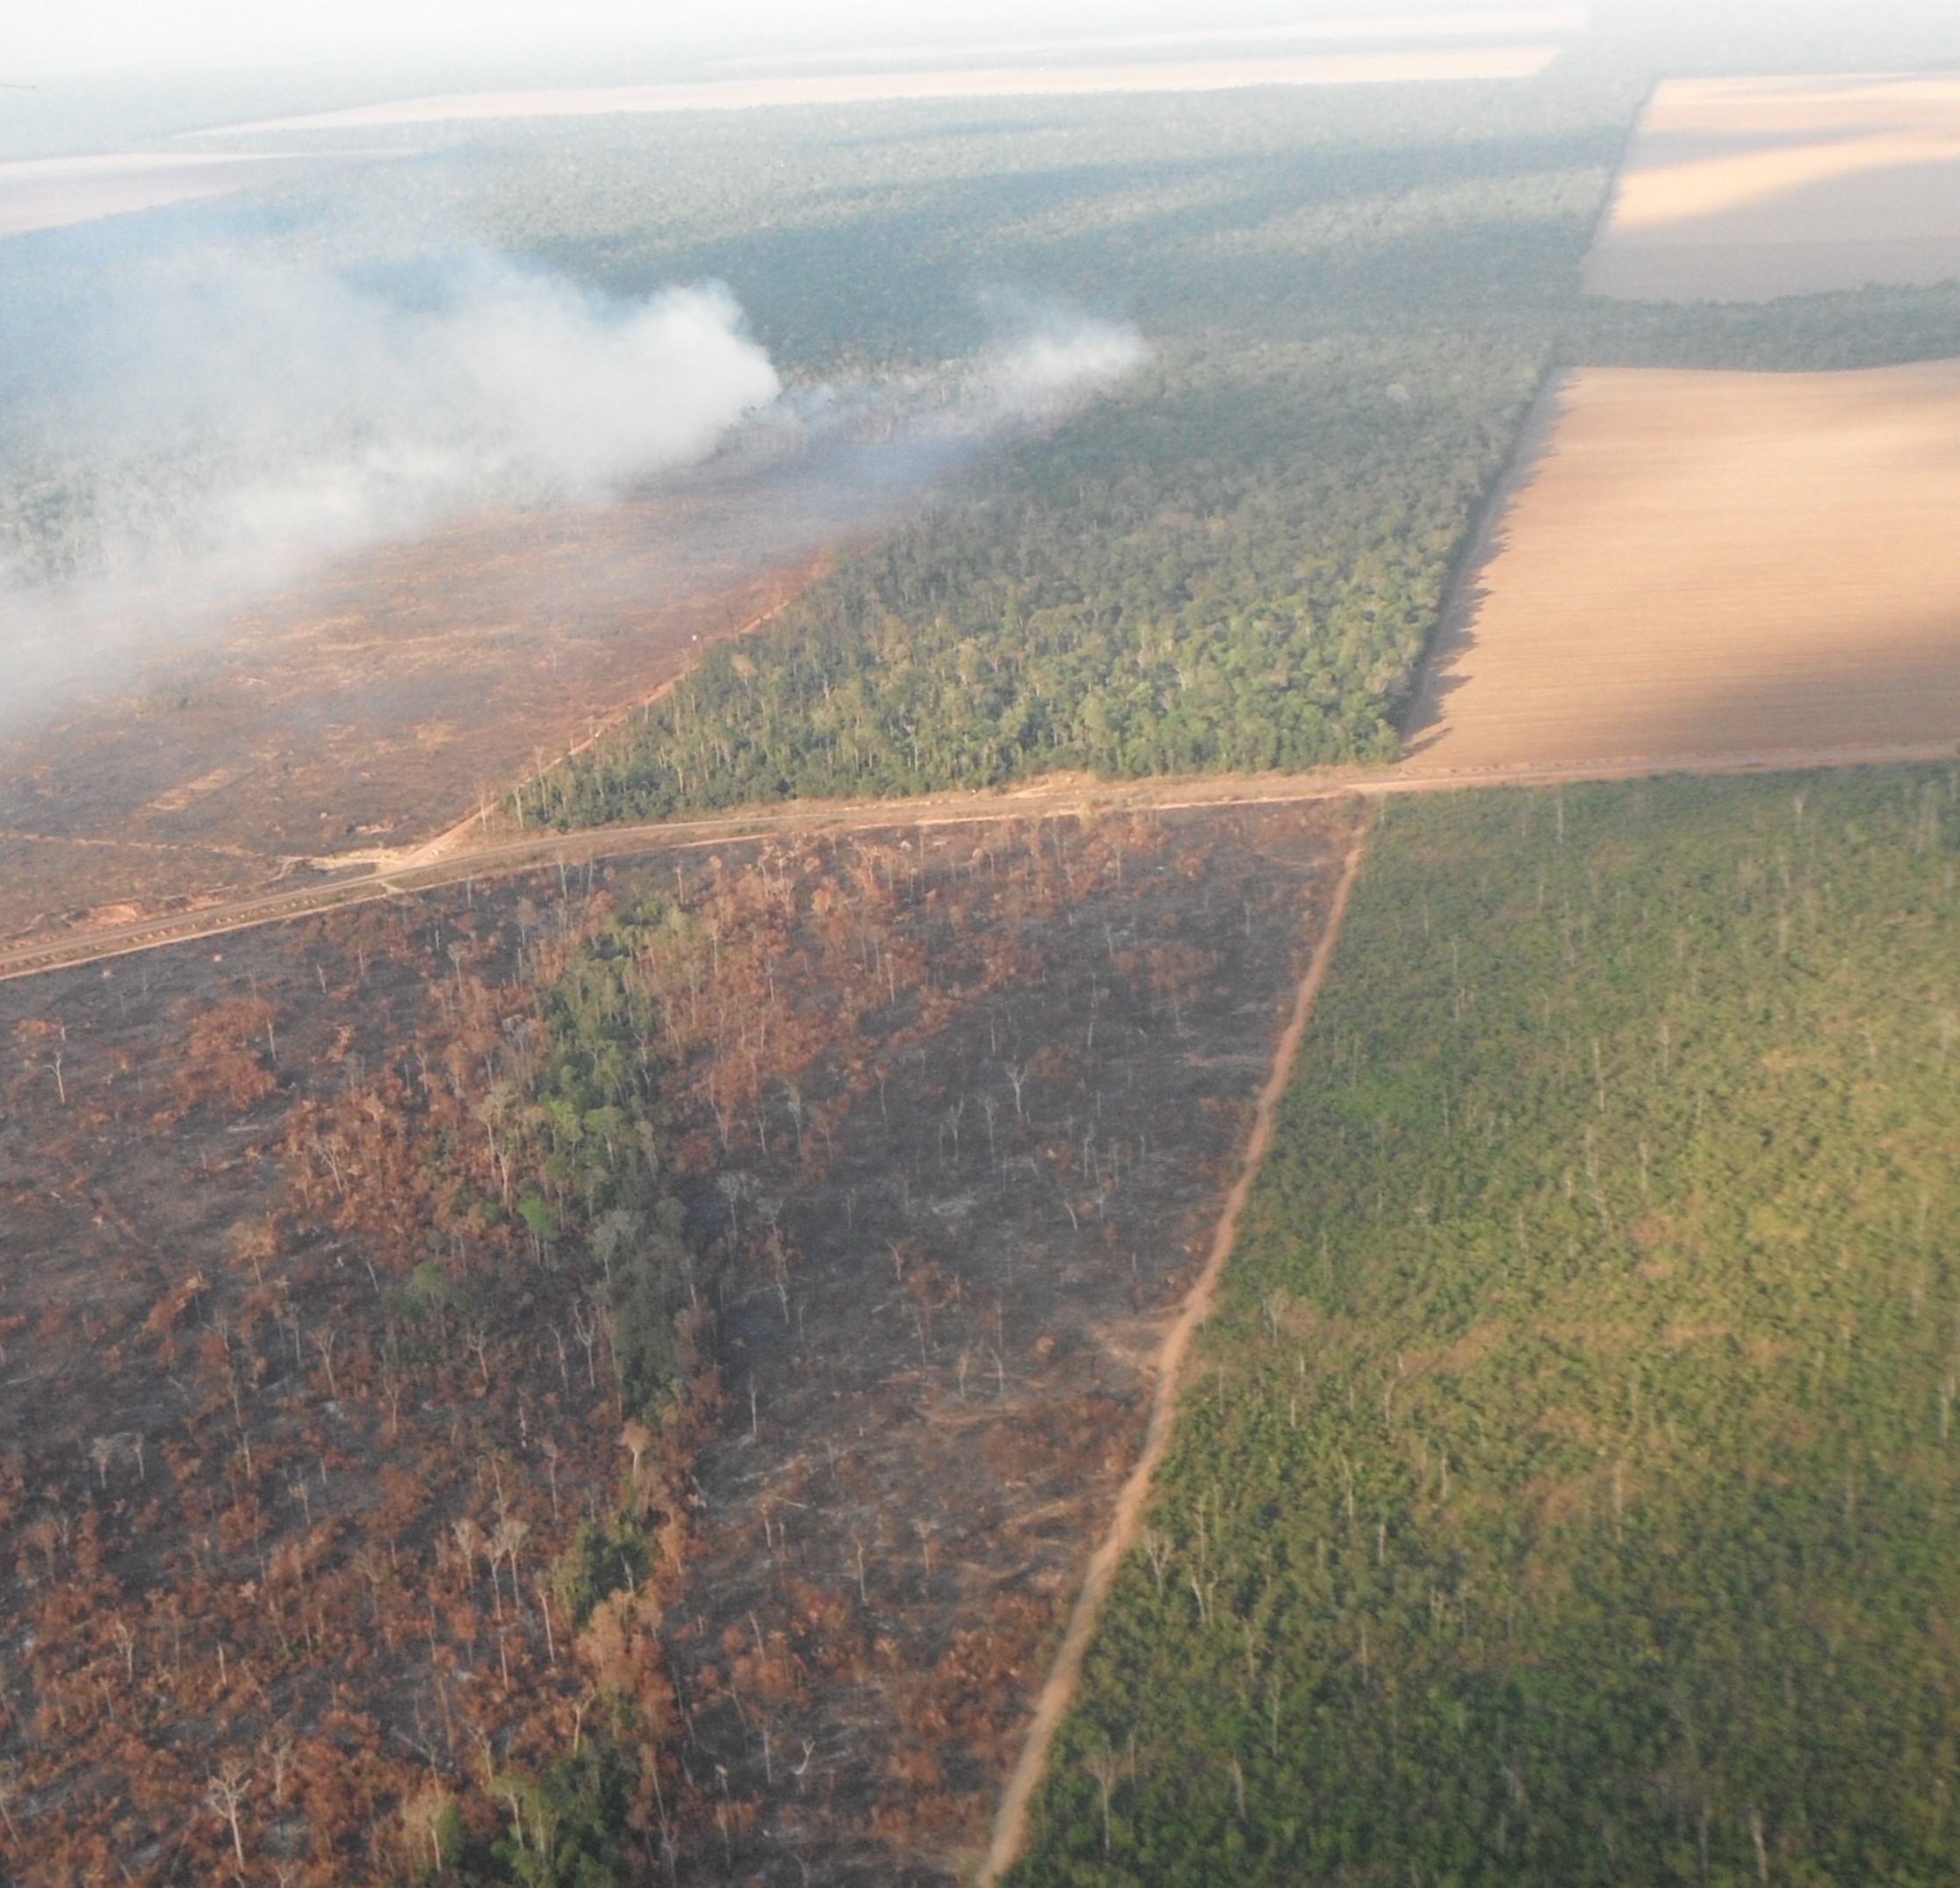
[9,0,1561,76]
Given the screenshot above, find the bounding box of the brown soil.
[0,795,1357,1883]
[0,497,820,948]
[1405,361,1960,771]
[1586,74,1960,301]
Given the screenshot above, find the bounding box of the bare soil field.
[222,46,1560,133]
[1405,360,1960,771]
[1586,74,1960,301]
[0,796,1356,1882]
[0,153,370,241]
[0,499,823,950]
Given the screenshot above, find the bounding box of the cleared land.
[1586,74,1960,301]
[1406,360,1960,772]
[220,47,1560,133]
[0,364,1002,950]
[0,153,368,241]
[0,798,1355,1881]
[0,504,814,947]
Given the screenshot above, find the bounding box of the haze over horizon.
[0,4,1942,88]
[12,2,1587,78]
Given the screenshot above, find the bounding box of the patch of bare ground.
[1585,73,1960,301]
[1405,360,1960,773]
[0,796,1355,1882]
[0,153,371,241]
[0,496,821,949]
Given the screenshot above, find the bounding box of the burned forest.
[0,797,1355,1882]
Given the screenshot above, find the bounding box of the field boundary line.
[974,815,1372,1885]
[1578,74,1659,282]
[1400,364,1567,754]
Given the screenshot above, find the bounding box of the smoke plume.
[0,252,779,589]
[976,305,1149,415]
[0,231,1142,723]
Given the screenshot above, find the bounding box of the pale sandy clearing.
[0,151,369,241]
[217,47,1560,134]
[1406,361,1960,770]
[1586,74,1960,300]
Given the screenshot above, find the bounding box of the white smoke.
[977,309,1149,416]
[0,256,1139,724]
[0,255,779,591]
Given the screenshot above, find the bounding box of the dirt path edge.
[973,814,1373,1884]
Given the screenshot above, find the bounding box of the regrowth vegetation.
[1017,767,1960,1884]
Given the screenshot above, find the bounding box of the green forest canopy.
[533,82,1606,824]
[1015,766,1960,1885]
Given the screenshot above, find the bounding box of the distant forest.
[493,76,1960,826]
[523,83,1603,820]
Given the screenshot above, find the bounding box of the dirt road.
[974,824,1370,1884]
[5,739,1949,985]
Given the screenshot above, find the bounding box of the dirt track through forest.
[5,740,1950,985]
[975,823,1371,1884]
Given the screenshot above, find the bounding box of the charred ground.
[0,796,1354,1883]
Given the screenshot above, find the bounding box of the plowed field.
[1405,360,1960,771]
[1585,73,1960,301]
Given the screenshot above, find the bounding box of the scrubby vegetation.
[0,872,720,1881]
[1016,766,1960,1885]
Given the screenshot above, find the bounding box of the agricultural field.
[1015,765,1960,1885]
[225,41,1571,133]
[0,152,358,241]
[0,795,1355,1881]
[1406,359,1960,775]
[1585,74,1960,303]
